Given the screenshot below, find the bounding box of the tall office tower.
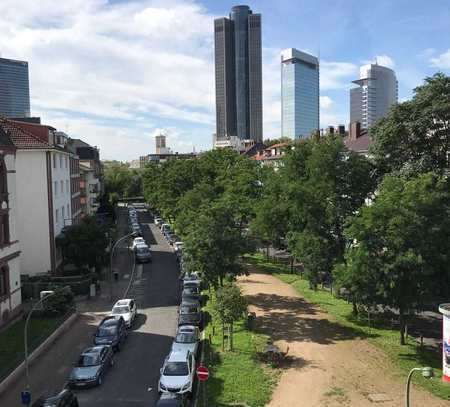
[350,63,398,129]
[281,49,319,139]
[0,57,30,118]
[214,5,263,144]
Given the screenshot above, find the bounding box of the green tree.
[182,203,251,288]
[280,135,376,287]
[339,172,450,344]
[371,73,450,177]
[214,284,248,350]
[43,286,75,316]
[60,216,109,272]
[103,162,143,204]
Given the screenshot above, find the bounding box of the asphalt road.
[0,209,181,407]
[75,209,181,406]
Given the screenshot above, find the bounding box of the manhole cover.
[367,393,392,403]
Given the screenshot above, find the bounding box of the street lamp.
[406,366,434,407]
[23,286,70,402]
[109,231,136,301]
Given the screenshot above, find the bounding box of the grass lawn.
[0,316,65,381]
[202,292,279,407]
[245,253,450,401]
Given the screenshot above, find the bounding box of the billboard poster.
[439,304,450,383]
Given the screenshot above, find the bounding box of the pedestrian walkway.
[238,271,448,407]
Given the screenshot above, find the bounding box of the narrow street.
[0,209,181,407]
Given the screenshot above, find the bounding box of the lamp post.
[109,232,136,302]
[23,287,69,401]
[406,366,434,407]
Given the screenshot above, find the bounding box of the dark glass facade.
[214,5,262,142]
[0,58,30,118]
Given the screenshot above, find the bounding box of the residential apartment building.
[251,142,290,169]
[0,57,30,118]
[72,139,102,216]
[0,119,72,276]
[214,5,263,145]
[281,48,320,139]
[65,136,82,225]
[0,128,22,328]
[350,63,398,129]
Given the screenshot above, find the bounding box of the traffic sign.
[196,365,209,381]
[21,390,31,405]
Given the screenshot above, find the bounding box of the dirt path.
[238,272,448,407]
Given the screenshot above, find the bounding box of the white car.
[132,237,146,250]
[158,350,196,395]
[171,325,200,356]
[110,299,137,328]
[161,224,171,233]
[154,217,163,226]
[173,242,183,253]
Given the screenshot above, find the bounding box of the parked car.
[173,242,183,253]
[93,316,127,351]
[154,217,163,226]
[68,345,114,388]
[131,224,142,236]
[171,325,200,356]
[132,237,146,250]
[181,287,200,303]
[110,298,137,328]
[161,224,171,234]
[168,234,178,245]
[32,389,78,407]
[135,244,152,263]
[158,350,196,395]
[156,392,188,407]
[178,301,202,327]
[183,273,201,284]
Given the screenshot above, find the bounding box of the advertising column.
[439,303,450,383]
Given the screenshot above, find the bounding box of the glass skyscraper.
[0,57,30,118]
[281,49,319,139]
[214,5,262,143]
[350,63,398,129]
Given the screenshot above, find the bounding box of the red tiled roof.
[0,118,51,149]
[344,134,372,153]
[267,142,290,149]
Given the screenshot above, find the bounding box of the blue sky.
[1,0,449,160]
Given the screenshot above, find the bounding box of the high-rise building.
[281,48,319,139]
[214,5,263,145]
[155,133,170,154]
[0,57,30,118]
[350,63,398,129]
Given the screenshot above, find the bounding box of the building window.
[54,181,58,196]
[67,204,70,217]
[62,206,65,223]
[0,266,8,297]
[59,155,63,168]
[53,154,56,168]
[0,214,9,246]
[65,156,68,169]
[66,180,69,194]
[55,209,59,225]
[0,157,7,196]
[60,180,63,194]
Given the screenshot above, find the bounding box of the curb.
[0,312,79,396]
[193,331,206,407]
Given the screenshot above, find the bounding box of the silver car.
[171,325,200,356]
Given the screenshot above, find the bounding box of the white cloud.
[0,0,215,159]
[320,61,358,90]
[430,49,450,69]
[362,54,395,69]
[320,96,333,110]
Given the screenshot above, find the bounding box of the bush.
[43,287,75,316]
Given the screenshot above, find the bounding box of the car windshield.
[137,247,149,254]
[175,333,196,343]
[97,326,116,337]
[78,354,100,367]
[163,362,189,376]
[112,306,129,314]
[180,306,198,314]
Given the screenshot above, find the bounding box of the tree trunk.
[399,310,406,345]
[230,322,234,351]
[266,245,269,259]
[352,300,358,316]
[222,322,225,351]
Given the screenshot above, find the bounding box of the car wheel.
[97,375,103,386]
